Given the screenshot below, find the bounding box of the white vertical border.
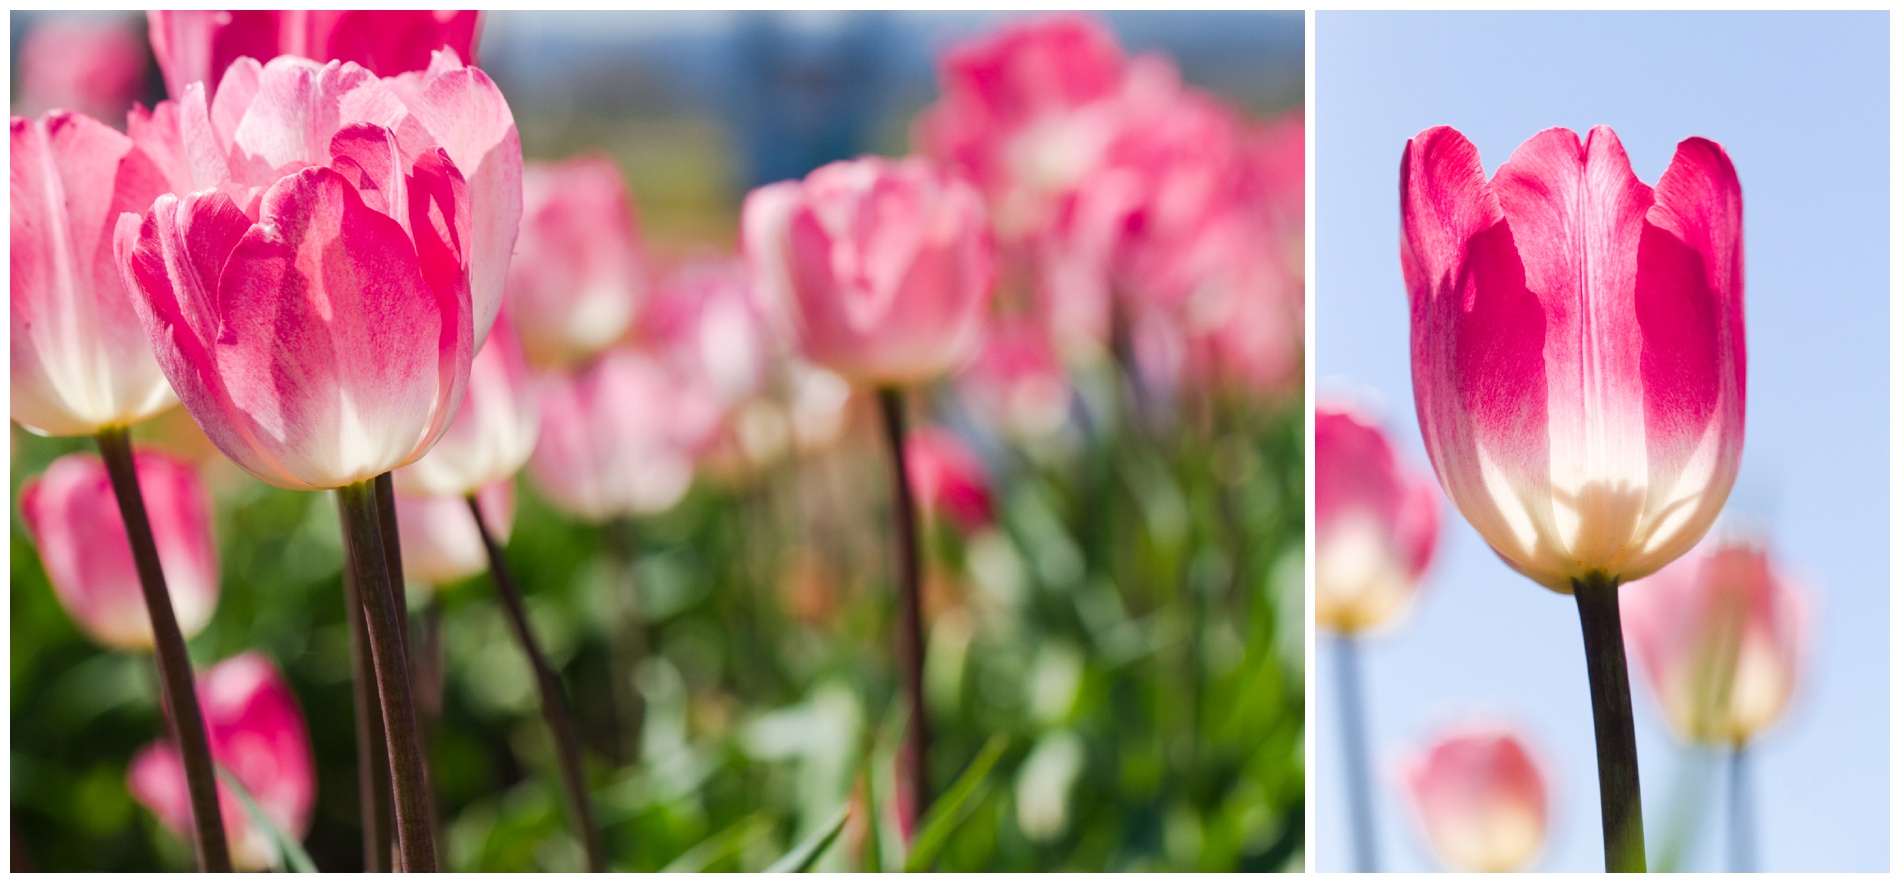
[1302,6,1319,875]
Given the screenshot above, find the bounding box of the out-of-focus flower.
[640,258,772,408]
[395,480,513,588]
[743,156,996,388]
[12,111,177,437]
[16,15,147,123]
[1403,723,1550,873]
[115,58,476,491]
[510,156,647,370]
[147,9,482,101]
[906,428,996,533]
[128,653,316,871]
[395,310,538,498]
[958,315,1072,439]
[1315,403,1439,634]
[1622,535,1808,745]
[527,348,721,522]
[1170,209,1303,399]
[20,451,219,651]
[1401,125,1745,591]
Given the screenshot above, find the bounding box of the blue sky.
[1315,11,1889,873]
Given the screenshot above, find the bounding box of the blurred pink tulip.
[17,15,148,123]
[395,311,538,499]
[1315,403,1440,633]
[128,652,315,871]
[743,156,996,388]
[527,348,721,522]
[1401,126,1745,591]
[395,480,513,588]
[1623,535,1808,745]
[1403,723,1550,873]
[510,156,648,370]
[958,315,1072,439]
[147,10,481,101]
[640,259,773,408]
[115,58,476,491]
[905,429,996,533]
[20,450,218,651]
[1169,209,1303,399]
[12,111,178,437]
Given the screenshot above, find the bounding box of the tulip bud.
[905,428,996,533]
[1622,535,1808,745]
[395,480,513,588]
[1315,403,1440,633]
[1403,723,1549,873]
[1401,125,1745,592]
[20,451,218,651]
[509,156,648,370]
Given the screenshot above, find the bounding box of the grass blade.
[903,733,1010,872]
[764,804,851,873]
[215,764,317,873]
[660,812,771,873]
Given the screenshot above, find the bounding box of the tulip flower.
[1402,724,1550,873]
[128,653,316,872]
[17,15,147,123]
[20,451,218,651]
[394,480,513,588]
[1401,124,1745,872]
[394,310,539,500]
[147,9,482,101]
[905,429,996,533]
[510,156,648,370]
[958,316,1072,440]
[1315,403,1440,634]
[640,259,773,409]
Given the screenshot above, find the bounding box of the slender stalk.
[340,531,394,872]
[338,479,437,872]
[875,388,931,826]
[1332,635,1379,872]
[371,474,437,863]
[1729,745,1754,873]
[1572,573,1647,872]
[469,495,607,872]
[603,518,647,765]
[95,426,232,873]
[413,597,447,872]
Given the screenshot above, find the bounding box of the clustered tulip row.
[1316,126,1805,872]
[12,11,1303,872]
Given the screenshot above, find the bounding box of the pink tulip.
[1403,723,1550,872]
[147,10,482,102]
[958,315,1072,439]
[1168,209,1303,399]
[1401,126,1745,591]
[1315,403,1440,633]
[905,429,996,533]
[1622,535,1807,745]
[395,480,513,587]
[527,348,721,522]
[19,450,219,651]
[509,156,647,370]
[17,14,147,123]
[394,310,538,498]
[114,58,476,491]
[128,652,315,871]
[743,156,996,388]
[12,111,178,437]
[639,258,773,407]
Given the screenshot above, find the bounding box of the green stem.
[95,426,233,873]
[1572,573,1647,872]
[468,495,607,871]
[876,387,931,828]
[338,479,436,872]
[340,531,394,872]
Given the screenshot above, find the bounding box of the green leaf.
[764,804,850,873]
[216,764,317,873]
[659,812,771,873]
[904,733,1010,872]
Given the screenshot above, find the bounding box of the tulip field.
[10,11,1305,873]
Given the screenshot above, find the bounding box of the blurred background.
[1315,10,1888,873]
[9,10,1305,872]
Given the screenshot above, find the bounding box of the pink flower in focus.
[510,156,647,370]
[1403,723,1549,873]
[17,14,148,123]
[115,58,476,491]
[394,310,538,499]
[147,10,482,101]
[128,653,315,871]
[905,429,995,533]
[395,480,513,588]
[1315,403,1439,634]
[958,315,1071,439]
[20,451,219,651]
[1622,535,1808,745]
[744,156,996,388]
[1402,126,1745,591]
[12,111,178,437]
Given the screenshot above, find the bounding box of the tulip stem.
[370,474,438,866]
[1728,745,1754,873]
[1331,635,1380,872]
[338,479,437,872]
[468,495,608,872]
[877,387,932,828]
[1572,573,1647,872]
[340,531,395,872]
[94,427,233,873]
